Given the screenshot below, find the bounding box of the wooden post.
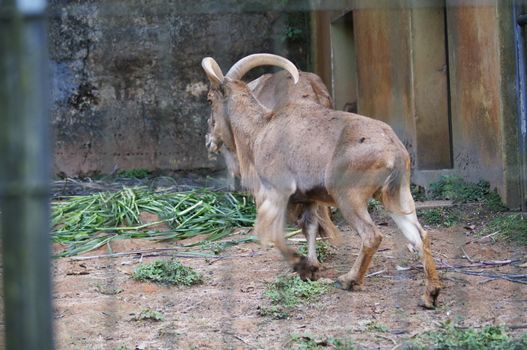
[0,0,54,349]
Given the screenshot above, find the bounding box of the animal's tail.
[381,155,415,216]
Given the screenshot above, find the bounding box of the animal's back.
[250,70,333,111]
[253,102,408,193]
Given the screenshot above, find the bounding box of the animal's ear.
[201,57,224,88]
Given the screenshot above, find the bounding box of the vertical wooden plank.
[353,3,416,158]
[447,1,503,187]
[411,2,452,169]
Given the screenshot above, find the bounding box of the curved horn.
[201,57,224,86]
[226,53,299,84]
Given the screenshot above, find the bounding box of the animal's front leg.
[254,190,299,265]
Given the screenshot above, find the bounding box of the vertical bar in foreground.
[0,0,54,349]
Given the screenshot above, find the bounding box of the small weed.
[257,305,290,320]
[265,275,329,308]
[133,308,164,322]
[113,346,130,350]
[298,240,332,262]
[481,214,527,244]
[288,335,320,350]
[486,191,508,212]
[199,240,228,255]
[260,275,329,319]
[429,176,507,211]
[418,208,461,227]
[95,283,123,295]
[287,334,355,350]
[411,184,427,202]
[326,337,355,350]
[132,259,202,286]
[366,321,389,333]
[368,199,382,212]
[116,168,150,178]
[403,322,527,350]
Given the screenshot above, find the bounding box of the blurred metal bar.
[0,0,54,349]
[518,13,527,26]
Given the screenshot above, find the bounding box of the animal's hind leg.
[317,205,342,244]
[388,189,443,308]
[296,203,321,280]
[334,192,383,291]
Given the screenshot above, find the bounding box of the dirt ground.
[52,206,527,350]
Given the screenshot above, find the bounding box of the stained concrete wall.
[313,4,448,169]
[48,1,309,176]
[311,1,522,207]
[446,1,521,207]
[352,6,416,160]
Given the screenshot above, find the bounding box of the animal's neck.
[226,94,268,193]
[228,93,267,153]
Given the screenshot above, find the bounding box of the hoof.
[335,275,363,291]
[292,256,320,280]
[419,285,442,310]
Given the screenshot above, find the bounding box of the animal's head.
[201,54,299,155]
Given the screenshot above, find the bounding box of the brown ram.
[205,55,340,278]
[202,54,442,308]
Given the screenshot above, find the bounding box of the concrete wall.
[48,1,309,176]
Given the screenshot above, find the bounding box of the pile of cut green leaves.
[52,187,256,257]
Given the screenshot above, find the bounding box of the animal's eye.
[207,99,212,105]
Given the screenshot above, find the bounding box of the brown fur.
[202,58,442,308]
[206,70,342,275]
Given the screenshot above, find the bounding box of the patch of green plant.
[112,346,130,350]
[116,168,150,179]
[481,214,527,244]
[132,259,202,286]
[411,184,427,202]
[368,199,382,212]
[298,240,332,262]
[287,334,355,350]
[486,191,509,212]
[199,240,228,254]
[418,208,461,227]
[52,187,256,257]
[265,275,328,308]
[133,308,165,322]
[429,176,507,211]
[403,322,527,350]
[366,321,389,333]
[257,305,290,320]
